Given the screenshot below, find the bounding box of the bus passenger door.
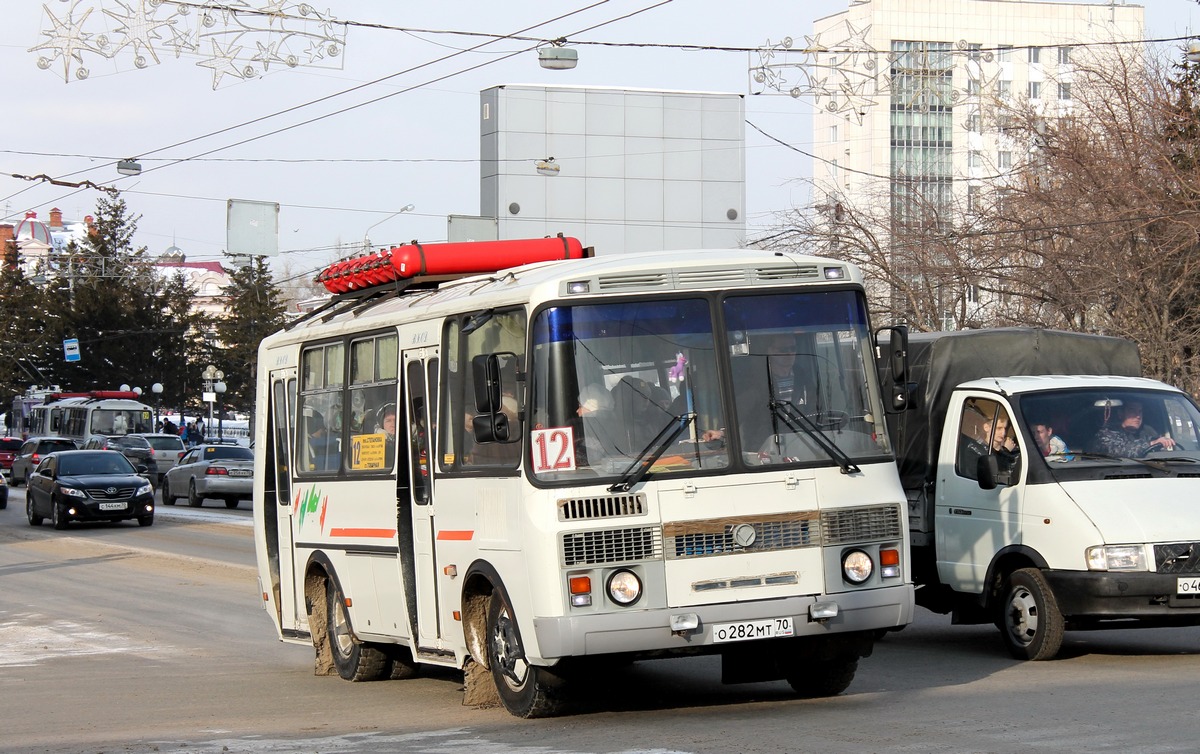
[401,350,441,648]
[265,371,301,632]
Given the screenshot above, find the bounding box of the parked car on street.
[130,433,187,482]
[83,434,155,475]
[162,444,254,509]
[11,437,79,485]
[0,436,24,476]
[26,450,155,529]
[81,433,184,485]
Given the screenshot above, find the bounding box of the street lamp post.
[151,383,163,430]
[201,365,226,442]
[362,203,414,252]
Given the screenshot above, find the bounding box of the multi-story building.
[808,0,1144,325]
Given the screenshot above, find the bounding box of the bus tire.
[785,657,858,698]
[999,567,1064,661]
[326,582,390,682]
[486,591,564,718]
[387,646,420,680]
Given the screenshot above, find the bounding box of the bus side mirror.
[472,354,503,414]
[876,325,910,412]
[472,412,510,443]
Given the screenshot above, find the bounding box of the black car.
[26,450,155,529]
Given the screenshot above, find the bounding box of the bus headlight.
[842,550,873,584]
[607,570,642,605]
[1086,545,1145,572]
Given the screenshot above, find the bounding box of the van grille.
[821,504,903,544]
[558,493,646,521]
[1155,542,1200,574]
[561,526,662,566]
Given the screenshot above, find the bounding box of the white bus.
[29,390,156,444]
[253,237,914,717]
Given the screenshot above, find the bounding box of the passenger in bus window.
[307,411,339,471]
[377,403,397,467]
[576,383,621,464]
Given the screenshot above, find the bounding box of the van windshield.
[1019,388,1200,465]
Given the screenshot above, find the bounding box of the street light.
[151,383,163,430]
[363,203,414,252]
[201,365,226,441]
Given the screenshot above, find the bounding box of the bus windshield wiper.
[769,400,860,474]
[608,413,695,493]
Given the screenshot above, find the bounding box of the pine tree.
[215,255,287,412]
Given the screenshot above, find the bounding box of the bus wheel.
[1000,567,1064,661]
[326,582,391,681]
[486,591,563,718]
[785,657,858,698]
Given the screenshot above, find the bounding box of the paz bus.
[28,390,155,444]
[252,236,914,717]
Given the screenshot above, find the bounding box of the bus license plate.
[1177,577,1200,595]
[98,502,126,511]
[712,617,794,643]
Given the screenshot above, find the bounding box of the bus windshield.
[529,290,890,484]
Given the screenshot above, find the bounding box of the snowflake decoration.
[750,20,1006,122]
[31,0,347,89]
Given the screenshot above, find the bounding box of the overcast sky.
[2,0,1197,285]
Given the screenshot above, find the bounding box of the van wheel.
[326,582,391,681]
[1000,567,1064,661]
[486,591,564,717]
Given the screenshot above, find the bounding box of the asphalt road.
[3,484,1200,754]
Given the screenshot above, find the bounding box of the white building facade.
[813,0,1143,204]
[478,84,747,254]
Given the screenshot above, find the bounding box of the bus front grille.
[558,493,646,521]
[663,514,818,559]
[561,526,662,566]
[821,504,903,544]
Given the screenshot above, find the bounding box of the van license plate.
[1177,577,1200,595]
[98,502,126,511]
[712,617,794,643]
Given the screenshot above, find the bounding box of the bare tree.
[764,42,1200,393]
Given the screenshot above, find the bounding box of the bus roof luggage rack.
[289,235,590,330]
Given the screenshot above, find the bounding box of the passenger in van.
[1094,401,1175,457]
[1031,420,1071,462]
[958,405,1020,480]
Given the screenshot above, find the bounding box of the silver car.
[128,433,187,483]
[161,444,253,509]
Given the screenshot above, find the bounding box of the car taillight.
[30,453,40,463]
[206,467,229,476]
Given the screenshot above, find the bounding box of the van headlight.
[1086,545,1145,571]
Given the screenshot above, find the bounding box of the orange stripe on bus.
[437,530,474,541]
[329,528,397,539]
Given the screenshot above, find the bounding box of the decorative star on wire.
[251,39,287,71]
[102,0,174,68]
[29,1,102,82]
[197,37,246,88]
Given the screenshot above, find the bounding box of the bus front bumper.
[532,583,914,659]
